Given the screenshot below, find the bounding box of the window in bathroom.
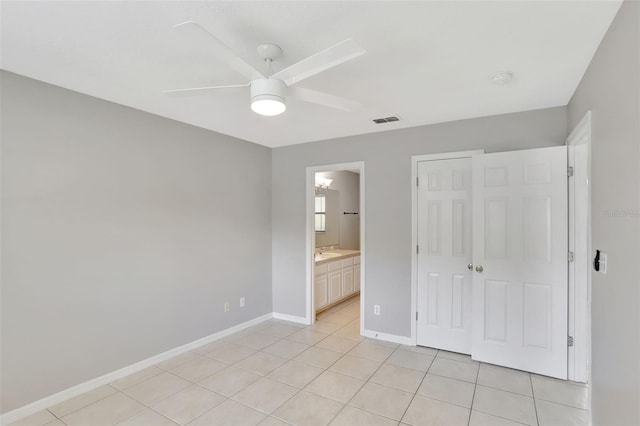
[315,195,326,232]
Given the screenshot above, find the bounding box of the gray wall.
[567,1,640,424]
[321,171,360,250]
[0,71,273,414]
[272,107,567,333]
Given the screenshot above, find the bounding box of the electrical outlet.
[374,305,381,315]
[224,302,230,313]
[240,297,246,308]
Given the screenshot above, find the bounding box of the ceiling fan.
[164,21,366,117]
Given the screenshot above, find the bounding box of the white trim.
[272,312,309,325]
[566,111,592,384]
[306,162,365,335]
[363,329,413,346]
[410,150,484,345]
[0,313,273,426]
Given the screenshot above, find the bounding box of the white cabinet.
[342,267,354,295]
[328,271,342,303]
[341,256,354,295]
[314,273,328,308]
[315,254,361,312]
[354,256,361,291]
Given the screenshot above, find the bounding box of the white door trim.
[411,150,484,345]
[306,162,365,335]
[567,111,592,383]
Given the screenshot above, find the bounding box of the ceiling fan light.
[251,95,286,116]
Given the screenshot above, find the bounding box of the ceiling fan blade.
[163,83,249,97]
[289,86,360,111]
[272,38,365,86]
[174,21,263,80]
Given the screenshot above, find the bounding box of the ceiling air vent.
[373,116,400,124]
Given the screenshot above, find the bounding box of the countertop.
[314,249,360,265]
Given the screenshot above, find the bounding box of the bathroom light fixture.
[315,177,333,189]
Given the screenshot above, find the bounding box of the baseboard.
[272,312,309,325]
[0,313,273,426]
[363,329,413,346]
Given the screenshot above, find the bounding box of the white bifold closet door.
[471,146,568,379]
[416,146,569,379]
[416,157,473,354]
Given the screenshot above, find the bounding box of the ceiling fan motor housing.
[250,78,287,103]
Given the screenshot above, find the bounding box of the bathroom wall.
[317,170,360,250]
[272,106,567,334]
[567,1,640,424]
[1,71,273,413]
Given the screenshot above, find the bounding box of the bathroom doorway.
[306,162,364,336]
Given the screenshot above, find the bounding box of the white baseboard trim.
[272,312,309,325]
[363,329,413,346]
[0,313,273,426]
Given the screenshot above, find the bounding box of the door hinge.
[568,166,574,177]
[416,177,419,187]
[568,336,574,347]
[568,251,575,262]
[416,245,419,255]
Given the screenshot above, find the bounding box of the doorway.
[306,162,365,336]
[567,111,592,383]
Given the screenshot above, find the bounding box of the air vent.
[372,116,400,124]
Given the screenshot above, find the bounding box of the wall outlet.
[373,305,381,315]
[224,302,230,313]
[240,297,246,308]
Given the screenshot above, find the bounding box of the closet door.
[416,157,473,354]
[472,146,568,379]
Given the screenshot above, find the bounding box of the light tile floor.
[12,297,589,426]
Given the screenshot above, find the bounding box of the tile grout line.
[269,306,368,425]
[32,298,587,426]
[274,300,396,424]
[45,384,123,423]
[231,305,360,424]
[531,374,541,426]
[316,332,401,425]
[467,357,481,426]
[396,349,442,424]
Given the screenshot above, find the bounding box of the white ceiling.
[1,1,621,148]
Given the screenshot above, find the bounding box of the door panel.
[342,266,354,296]
[328,271,342,303]
[314,274,328,310]
[417,158,473,354]
[472,146,568,379]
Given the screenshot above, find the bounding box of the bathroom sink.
[319,252,342,258]
[315,252,344,262]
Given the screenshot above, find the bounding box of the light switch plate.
[599,253,607,274]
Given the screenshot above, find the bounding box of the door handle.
[475,265,484,273]
[467,264,473,271]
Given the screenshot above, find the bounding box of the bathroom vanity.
[314,250,360,313]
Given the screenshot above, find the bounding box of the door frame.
[306,161,365,334]
[410,150,484,345]
[567,111,592,383]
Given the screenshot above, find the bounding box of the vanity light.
[315,177,333,189]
